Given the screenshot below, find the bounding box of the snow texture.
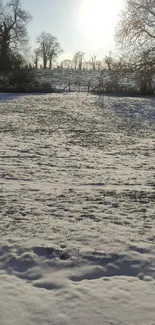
[0,92,155,325]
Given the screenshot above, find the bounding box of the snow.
[34,69,101,90]
[0,92,155,325]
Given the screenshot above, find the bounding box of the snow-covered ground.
[35,69,101,90]
[0,93,155,325]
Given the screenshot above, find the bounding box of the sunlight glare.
[79,0,122,49]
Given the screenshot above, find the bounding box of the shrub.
[0,69,54,93]
[8,69,35,92]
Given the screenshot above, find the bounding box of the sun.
[78,0,122,49]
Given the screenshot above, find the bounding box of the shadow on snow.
[0,92,45,102]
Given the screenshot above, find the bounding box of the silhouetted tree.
[96,60,103,70]
[73,52,78,70]
[131,50,155,95]
[36,32,62,69]
[48,39,62,69]
[0,0,31,70]
[90,54,96,70]
[104,52,114,70]
[73,51,85,70]
[116,0,155,64]
[36,32,50,69]
[61,59,72,69]
[116,0,155,94]
[33,49,40,69]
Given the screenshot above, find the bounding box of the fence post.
[69,80,71,92]
[88,81,90,94]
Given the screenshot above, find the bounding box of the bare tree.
[73,51,85,70]
[131,49,155,94]
[48,38,62,69]
[78,51,85,70]
[116,0,155,58]
[36,32,50,69]
[90,54,96,70]
[73,52,78,70]
[83,60,91,70]
[60,59,72,69]
[104,52,114,70]
[96,60,103,70]
[33,49,40,69]
[36,32,62,69]
[0,0,32,69]
[115,0,155,94]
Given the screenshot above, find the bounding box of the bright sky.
[21,0,125,60]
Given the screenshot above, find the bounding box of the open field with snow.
[0,92,155,325]
[35,69,101,89]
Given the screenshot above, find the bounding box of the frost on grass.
[0,93,155,325]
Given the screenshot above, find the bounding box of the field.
[35,68,102,90]
[0,92,155,325]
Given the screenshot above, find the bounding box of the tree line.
[0,0,63,70]
[0,0,155,94]
[0,0,112,71]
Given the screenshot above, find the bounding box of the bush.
[0,69,54,93]
[135,68,155,96]
[8,69,35,92]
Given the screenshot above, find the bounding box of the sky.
[21,0,125,61]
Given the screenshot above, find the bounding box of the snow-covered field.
[35,69,101,89]
[0,92,155,325]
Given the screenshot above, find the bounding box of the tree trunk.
[79,61,82,70]
[0,44,10,70]
[49,58,52,69]
[43,54,47,69]
[0,30,10,70]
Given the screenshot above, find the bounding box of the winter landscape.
[1,0,155,324]
[0,91,155,325]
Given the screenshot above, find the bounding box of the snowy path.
[0,93,155,325]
